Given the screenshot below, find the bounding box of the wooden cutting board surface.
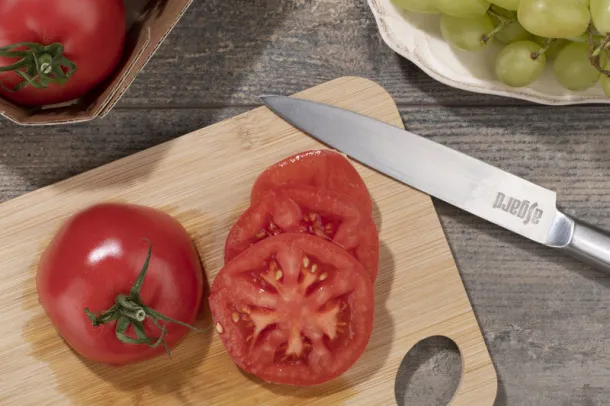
[0,76,497,405]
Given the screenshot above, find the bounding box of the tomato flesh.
[250,150,372,214]
[210,233,374,386]
[225,185,379,280]
[0,0,126,106]
[37,203,204,365]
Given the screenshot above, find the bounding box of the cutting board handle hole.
[395,335,462,406]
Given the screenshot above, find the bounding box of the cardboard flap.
[0,0,193,126]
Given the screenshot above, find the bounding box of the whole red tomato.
[0,0,126,106]
[37,203,205,365]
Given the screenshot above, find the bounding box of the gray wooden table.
[2,2,609,405]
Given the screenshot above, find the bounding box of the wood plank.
[400,106,610,406]
[0,108,247,201]
[115,0,518,107]
[0,77,496,405]
[2,102,609,405]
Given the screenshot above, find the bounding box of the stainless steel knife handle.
[555,212,610,273]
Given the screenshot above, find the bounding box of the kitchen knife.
[259,95,610,273]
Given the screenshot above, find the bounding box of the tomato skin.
[250,150,373,214]
[225,185,379,280]
[36,203,204,365]
[0,0,126,106]
[210,233,374,386]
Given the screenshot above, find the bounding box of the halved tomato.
[225,185,379,280]
[250,150,373,214]
[209,233,374,386]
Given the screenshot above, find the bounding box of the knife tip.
[258,94,282,104]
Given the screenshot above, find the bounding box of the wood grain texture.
[112,0,520,108]
[0,77,496,405]
[3,105,610,405]
[2,1,610,405]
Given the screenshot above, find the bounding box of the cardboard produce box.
[0,0,192,126]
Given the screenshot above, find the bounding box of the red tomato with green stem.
[37,203,205,365]
[210,233,375,386]
[0,0,126,106]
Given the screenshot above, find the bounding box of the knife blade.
[259,95,610,273]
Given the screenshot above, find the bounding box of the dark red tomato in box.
[36,203,204,365]
[0,0,126,106]
[210,233,374,386]
[226,185,379,280]
[250,150,373,214]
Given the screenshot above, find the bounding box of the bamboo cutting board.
[0,76,497,405]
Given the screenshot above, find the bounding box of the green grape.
[601,55,610,97]
[547,40,570,60]
[488,5,531,43]
[436,0,491,18]
[391,0,440,13]
[532,37,568,60]
[490,4,516,18]
[518,0,590,39]
[440,14,495,51]
[567,33,593,43]
[591,0,610,33]
[494,18,532,43]
[495,40,546,87]
[489,0,520,10]
[554,43,601,90]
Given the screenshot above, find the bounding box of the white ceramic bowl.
[367,0,610,105]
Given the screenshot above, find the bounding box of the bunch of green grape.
[392,0,610,96]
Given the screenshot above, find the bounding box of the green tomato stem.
[83,240,208,356]
[0,42,77,92]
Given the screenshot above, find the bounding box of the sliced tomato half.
[250,150,373,214]
[225,184,379,280]
[210,233,374,386]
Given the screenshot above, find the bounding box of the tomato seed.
[319,272,328,281]
[241,306,250,314]
[310,264,318,273]
[215,323,224,334]
[256,230,266,239]
[302,256,310,268]
[232,312,240,323]
[275,270,283,280]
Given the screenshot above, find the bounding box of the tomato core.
[211,234,374,386]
